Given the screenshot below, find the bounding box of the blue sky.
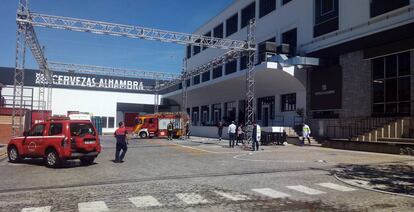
[0,0,233,73]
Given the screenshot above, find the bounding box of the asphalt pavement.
[0,136,413,211]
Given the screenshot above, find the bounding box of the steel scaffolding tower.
[245,19,257,143]
[12,1,257,141]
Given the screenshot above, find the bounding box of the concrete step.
[378,138,414,143]
[324,139,414,155]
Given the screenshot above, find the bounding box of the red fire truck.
[132,112,189,138]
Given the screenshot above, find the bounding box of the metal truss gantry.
[13,1,257,140]
[12,0,52,136]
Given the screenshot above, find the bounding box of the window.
[370,0,409,18]
[49,123,63,136]
[282,28,297,55]
[101,116,107,128]
[226,14,238,37]
[314,0,339,37]
[281,93,296,112]
[70,123,96,137]
[320,0,334,14]
[193,40,201,55]
[202,31,211,50]
[108,117,115,128]
[29,124,45,136]
[186,45,191,59]
[240,55,248,71]
[202,71,210,82]
[192,107,200,125]
[241,2,255,28]
[186,79,191,87]
[193,75,200,85]
[213,23,224,38]
[212,103,222,124]
[282,0,292,5]
[213,66,223,79]
[260,0,276,18]
[225,60,237,75]
[372,51,411,116]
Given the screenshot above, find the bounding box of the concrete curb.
[334,174,414,199]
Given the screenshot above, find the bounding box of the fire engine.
[132,112,189,139]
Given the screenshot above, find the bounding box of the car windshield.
[70,123,96,137]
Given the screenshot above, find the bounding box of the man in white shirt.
[228,121,237,148]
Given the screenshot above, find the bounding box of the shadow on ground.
[332,161,414,196]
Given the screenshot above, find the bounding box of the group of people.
[218,121,262,151]
[113,119,312,163]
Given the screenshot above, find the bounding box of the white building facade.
[162,0,414,138]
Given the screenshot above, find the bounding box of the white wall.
[2,86,155,133]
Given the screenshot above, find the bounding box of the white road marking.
[286,185,326,195]
[21,206,51,212]
[317,183,357,192]
[213,191,249,201]
[129,195,162,208]
[78,201,109,212]
[176,193,209,205]
[251,188,291,198]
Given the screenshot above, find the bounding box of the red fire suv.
[7,118,101,168]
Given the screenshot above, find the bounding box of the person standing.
[236,123,244,146]
[228,121,237,148]
[185,121,190,139]
[302,123,311,145]
[217,121,224,141]
[167,121,174,140]
[252,122,261,151]
[114,121,128,163]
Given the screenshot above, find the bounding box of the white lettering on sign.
[35,73,146,91]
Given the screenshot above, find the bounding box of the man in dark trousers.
[252,122,261,151]
[217,121,224,141]
[167,121,174,140]
[114,121,128,163]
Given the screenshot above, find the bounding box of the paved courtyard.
[0,136,413,211]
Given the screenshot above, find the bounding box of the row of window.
[187,0,410,58]
[186,29,297,87]
[187,93,296,125]
[186,0,295,59]
[372,51,411,116]
[97,116,115,128]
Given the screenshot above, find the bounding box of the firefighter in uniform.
[114,121,128,163]
[167,121,174,140]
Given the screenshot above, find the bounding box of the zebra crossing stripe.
[286,185,326,195]
[317,183,357,191]
[251,188,291,198]
[78,201,109,212]
[213,190,249,201]
[176,193,209,205]
[129,195,162,208]
[21,206,52,212]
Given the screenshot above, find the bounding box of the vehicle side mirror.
[23,131,28,137]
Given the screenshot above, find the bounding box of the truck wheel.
[139,132,148,139]
[45,149,60,168]
[80,157,95,166]
[8,146,21,163]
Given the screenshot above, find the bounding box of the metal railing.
[324,116,398,140]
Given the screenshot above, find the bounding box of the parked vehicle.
[7,117,101,168]
[132,112,189,139]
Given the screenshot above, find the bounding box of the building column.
[221,102,225,122]
[235,100,240,123]
[198,106,201,126]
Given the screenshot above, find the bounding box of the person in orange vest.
[114,121,128,163]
